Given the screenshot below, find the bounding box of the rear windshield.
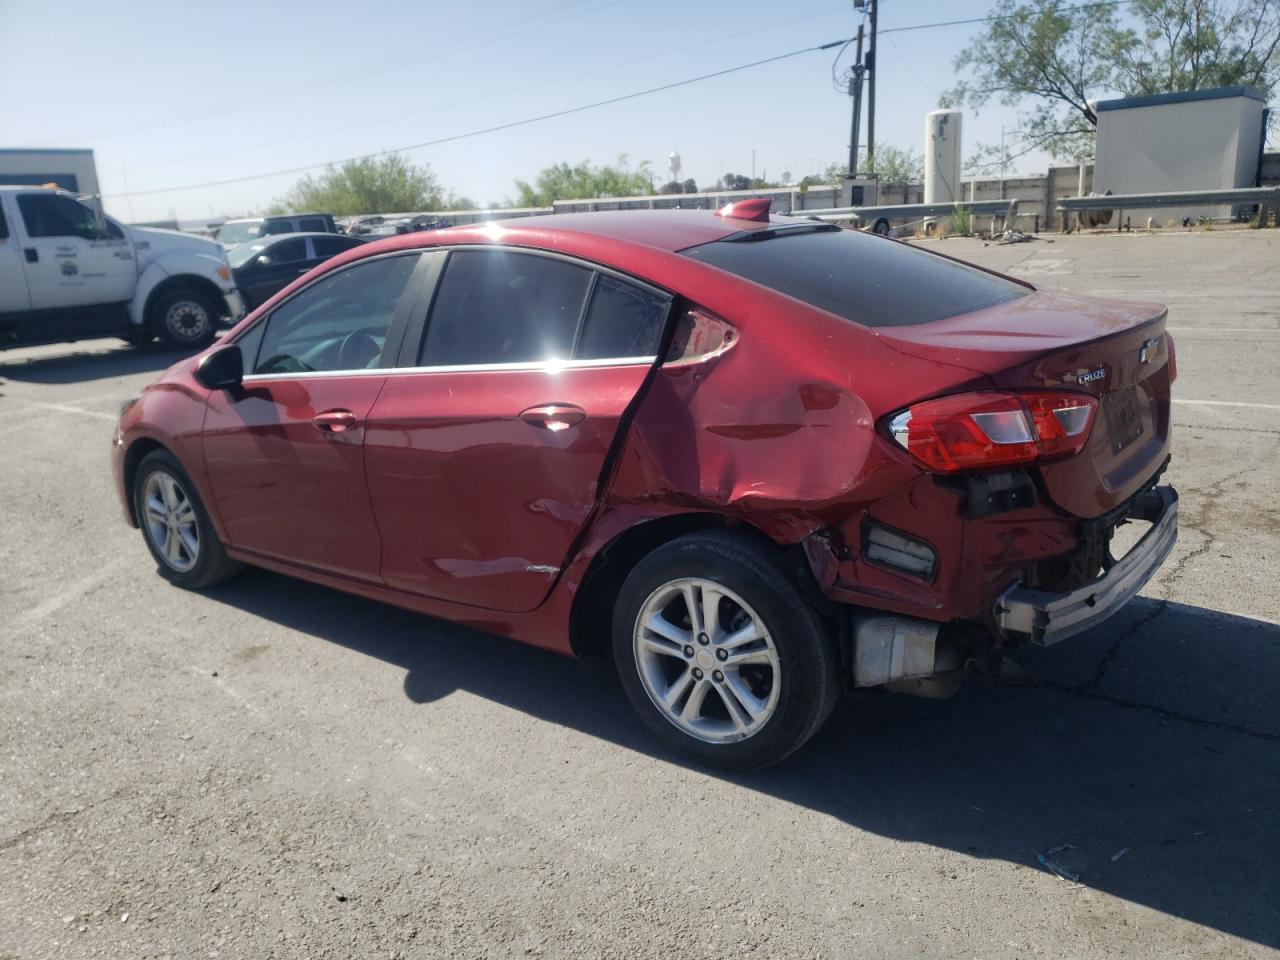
[682,227,1028,327]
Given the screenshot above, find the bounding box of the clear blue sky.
[0,0,1140,222]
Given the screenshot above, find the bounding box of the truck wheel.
[612,531,840,770]
[150,288,217,349]
[871,218,891,236]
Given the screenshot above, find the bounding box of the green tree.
[865,145,924,188]
[514,154,654,205]
[271,155,471,215]
[682,178,699,194]
[798,152,921,188]
[945,0,1280,164]
[1112,0,1280,97]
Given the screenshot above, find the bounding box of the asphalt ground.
[1,229,1277,959]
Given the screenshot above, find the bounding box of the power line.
[879,0,1136,36]
[109,38,851,199]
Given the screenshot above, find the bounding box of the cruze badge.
[1065,366,1106,385]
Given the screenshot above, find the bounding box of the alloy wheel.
[632,577,781,744]
[142,471,200,573]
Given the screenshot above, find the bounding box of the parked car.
[0,185,242,349]
[216,213,340,249]
[112,200,1177,769]
[228,232,365,311]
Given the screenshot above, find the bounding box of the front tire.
[612,531,840,770]
[133,450,242,588]
[149,287,218,349]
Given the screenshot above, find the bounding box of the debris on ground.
[1110,848,1130,862]
[1035,844,1082,884]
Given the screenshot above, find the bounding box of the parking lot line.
[6,400,119,422]
[1172,399,1280,411]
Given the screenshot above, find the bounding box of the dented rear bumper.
[994,485,1178,646]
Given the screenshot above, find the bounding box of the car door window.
[17,193,101,239]
[0,204,8,238]
[421,250,591,366]
[313,236,359,258]
[576,275,669,359]
[298,217,327,232]
[252,254,420,375]
[260,238,307,265]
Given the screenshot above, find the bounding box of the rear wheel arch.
[569,512,816,659]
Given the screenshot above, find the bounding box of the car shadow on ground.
[206,571,1279,948]
[0,340,200,385]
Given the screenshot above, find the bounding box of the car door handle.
[24,248,38,263]
[520,403,586,430]
[313,409,359,433]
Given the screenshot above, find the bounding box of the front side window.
[17,193,101,240]
[252,254,420,375]
[260,237,307,265]
[421,250,591,366]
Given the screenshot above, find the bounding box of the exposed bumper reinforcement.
[995,485,1178,646]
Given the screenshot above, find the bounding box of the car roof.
[361,209,787,258]
[244,231,359,244]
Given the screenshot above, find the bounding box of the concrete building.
[0,148,101,211]
[1092,86,1268,223]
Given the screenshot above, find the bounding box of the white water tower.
[668,151,682,183]
[924,109,962,204]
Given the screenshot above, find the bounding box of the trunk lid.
[877,290,1172,519]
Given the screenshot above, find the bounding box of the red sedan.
[113,201,1177,769]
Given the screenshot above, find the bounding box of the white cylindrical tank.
[924,110,962,204]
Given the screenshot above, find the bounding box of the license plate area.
[1103,386,1144,454]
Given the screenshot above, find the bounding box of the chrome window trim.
[239,354,658,384]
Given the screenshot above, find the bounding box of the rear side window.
[421,250,591,365]
[577,275,668,359]
[682,228,1027,327]
[298,217,328,232]
[313,236,359,257]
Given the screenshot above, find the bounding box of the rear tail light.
[1166,333,1177,383]
[886,390,1098,473]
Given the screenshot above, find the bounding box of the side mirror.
[195,344,243,390]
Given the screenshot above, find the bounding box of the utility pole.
[846,24,865,177]
[866,0,878,171]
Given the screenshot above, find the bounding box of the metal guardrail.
[1057,187,1280,212]
[799,198,1020,223]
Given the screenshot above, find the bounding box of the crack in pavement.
[1022,439,1280,739]
[0,787,128,853]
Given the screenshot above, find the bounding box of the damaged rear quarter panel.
[604,267,992,546]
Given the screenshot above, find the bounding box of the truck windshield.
[217,221,264,245]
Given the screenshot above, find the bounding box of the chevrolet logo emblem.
[1139,337,1160,364]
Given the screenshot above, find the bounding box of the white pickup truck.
[0,186,244,350]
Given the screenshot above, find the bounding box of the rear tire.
[612,531,840,770]
[133,450,242,589]
[149,287,218,350]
